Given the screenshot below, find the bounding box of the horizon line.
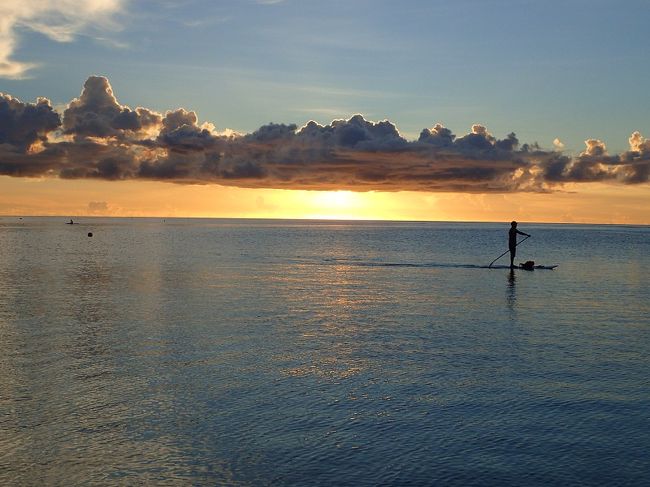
[2,215,648,227]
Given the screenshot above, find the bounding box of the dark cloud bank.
[1,76,649,192]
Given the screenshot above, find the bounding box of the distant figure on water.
[67,219,74,225]
[509,221,530,269]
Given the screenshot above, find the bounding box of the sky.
[0,0,649,223]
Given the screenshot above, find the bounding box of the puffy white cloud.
[0,0,124,78]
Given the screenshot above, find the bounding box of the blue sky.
[2,0,649,154]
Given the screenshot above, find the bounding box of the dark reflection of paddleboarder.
[509,221,530,269]
[507,269,516,310]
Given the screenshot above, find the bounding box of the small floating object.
[520,260,536,270]
[87,232,93,237]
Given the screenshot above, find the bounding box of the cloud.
[628,131,650,153]
[0,93,61,150]
[418,123,455,147]
[0,1,124,78]
[87,201,109,214]
[1,75,649,191]
[63,76,161,139]
[581,139,607,158]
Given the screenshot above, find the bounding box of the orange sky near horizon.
[1,176,648,225]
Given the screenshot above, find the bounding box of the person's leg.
[509,246,516,268]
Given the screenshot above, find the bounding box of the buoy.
[88,232,93,237]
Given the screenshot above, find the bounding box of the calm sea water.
[1,217,648,486]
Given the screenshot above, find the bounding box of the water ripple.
[1,219,648,485]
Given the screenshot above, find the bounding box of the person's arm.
[517,229,530,237]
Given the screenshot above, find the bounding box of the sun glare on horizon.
[305,191,361,219]
[274,189,440,221]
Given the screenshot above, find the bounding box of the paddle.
[488,234,530,268]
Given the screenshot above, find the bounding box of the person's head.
[511,221,517,228]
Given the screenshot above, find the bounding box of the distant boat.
[66,219,76,225]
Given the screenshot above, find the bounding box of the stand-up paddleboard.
[519,264,558,270]
[487,264,558,270]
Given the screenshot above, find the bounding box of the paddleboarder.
[509,221,530,269]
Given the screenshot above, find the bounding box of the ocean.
[1,217,648,486]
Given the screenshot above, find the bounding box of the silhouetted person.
[509,221,530,269]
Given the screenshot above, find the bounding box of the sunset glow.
[2,176,648,224]
[3,3,650,485]
[1,1,649,224]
